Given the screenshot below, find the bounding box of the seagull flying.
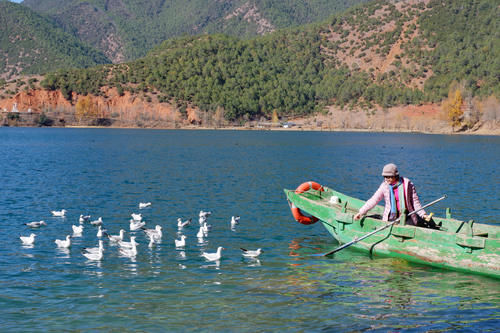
[51,209,67,217]
[24,221,46,228]
[201,246,224,261]
[20,233,36,245]
[240,248,263,257]
[55,235,72,248]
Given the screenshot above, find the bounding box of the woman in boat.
[354,163,430,226]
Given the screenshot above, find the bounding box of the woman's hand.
[354,212,363,220]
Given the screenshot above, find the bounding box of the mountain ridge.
[1,0,498,133]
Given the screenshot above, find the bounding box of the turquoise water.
[0,128,498,331]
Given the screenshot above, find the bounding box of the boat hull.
[285,186,500,279]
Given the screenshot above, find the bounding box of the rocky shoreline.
[1,89,498,135]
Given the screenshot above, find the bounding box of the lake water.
[0,128,498,332]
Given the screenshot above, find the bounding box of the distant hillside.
[0,1,110,80]
[22,0,369,62]
[37,0,499,122]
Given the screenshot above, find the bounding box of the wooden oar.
[323,195,447,256]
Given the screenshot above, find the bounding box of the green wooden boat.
[284,183,500,279]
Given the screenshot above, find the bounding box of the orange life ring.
[290,181,324,225]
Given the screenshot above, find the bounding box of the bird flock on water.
[19,203,262,264]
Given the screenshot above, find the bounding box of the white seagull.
[131,213,142,222]
[106,229,126,242]
[90,217,103,226]
[175,235,187,248]
[240,248,263,258]
[199,210,211,218]
[82,247,103,261]
[130,219,146,231]
[139,202,152,209]
[142,225,162,240]
[231,216,240,227]
[20,233,36,245]
[24,221,46,228]
[196,226,205,238]
[177,218,191,229]
[201,246,224,261]
[79,214,91,223]
[202,221,211,233]
[83,240,104,255]
[72,225,84,235]
[51,209,67,217]
[119,236,138,249]
[55,235,72,248]
[96,225,106,238]
[119,240,137,257]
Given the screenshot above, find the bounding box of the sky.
[10,0,23,3]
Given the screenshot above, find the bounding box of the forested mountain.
[22,0,369,62]
[39,0,499,123]
[0,1,110,79]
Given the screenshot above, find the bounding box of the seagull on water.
[119,240,137,258]
[177,218,191,229]
[20,233,36,245]
[130,219,146,231]
[90,217,103,226]
[106,229,126,242]
[231,216,240,228]
[119,236,138,249]
[196,226,205,238]
[83,240,104,255]
[24,221,46,228]
[82,247,103,261]
[240,248,263,258]
[201,221,211,234]
[97,225,106,238]
[72,225,84,235]
[51,209,67,217]
[131,213,142,222]
[55,235,72,248]
[199,210,211,218]
[139,202,151,209]
[175,235,187,248]
[142,225,162,240]
[79,214,91,224]
[201,246,224,261]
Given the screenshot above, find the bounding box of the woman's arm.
[354,183,385,219]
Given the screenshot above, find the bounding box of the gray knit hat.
[382,163,399,177]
